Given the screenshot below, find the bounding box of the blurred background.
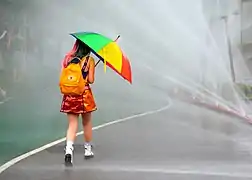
[0,0,168,164]
[1,0,252,166]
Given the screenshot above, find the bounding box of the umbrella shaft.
[95,59,101,67]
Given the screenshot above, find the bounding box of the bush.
[235,83,252,100]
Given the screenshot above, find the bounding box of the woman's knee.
[81,112,92,126]
[67,113,79,125]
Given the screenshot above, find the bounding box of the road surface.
[1,99,252,180]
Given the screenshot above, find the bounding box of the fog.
[0,0,251,164]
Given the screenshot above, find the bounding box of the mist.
[0,0,251,165]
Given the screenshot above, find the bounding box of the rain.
[1,0,252,179]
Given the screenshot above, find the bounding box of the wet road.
[1,99,252,180]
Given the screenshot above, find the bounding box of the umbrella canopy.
[70,32,132,84]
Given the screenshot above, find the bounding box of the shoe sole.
[84,154,94,160]
[64,154,73,166]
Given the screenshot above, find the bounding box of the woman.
[60,39,97,164]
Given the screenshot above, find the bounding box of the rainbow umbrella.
[70,32,132,84]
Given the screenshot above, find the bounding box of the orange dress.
[60,56,97,114]
[60,85,97,114]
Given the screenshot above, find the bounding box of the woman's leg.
[81,112,92,142]
[81,112,94,158]
[65,113,79,164]
[66,113,79,142]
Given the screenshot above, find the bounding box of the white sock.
[65,141,74,155]
[66,141,73,149]
[84,142,91,147]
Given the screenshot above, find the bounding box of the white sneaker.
[84,144,94,159]
[64,146,73,165]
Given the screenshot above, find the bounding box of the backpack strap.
[81,55,90,70]
[81,56,90,80]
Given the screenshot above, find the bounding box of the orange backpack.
[59,56,89,95]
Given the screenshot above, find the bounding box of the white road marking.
[0,98,172,174]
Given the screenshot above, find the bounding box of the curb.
[188,97,252,123]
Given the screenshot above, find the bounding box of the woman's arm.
[88,57,95,84]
